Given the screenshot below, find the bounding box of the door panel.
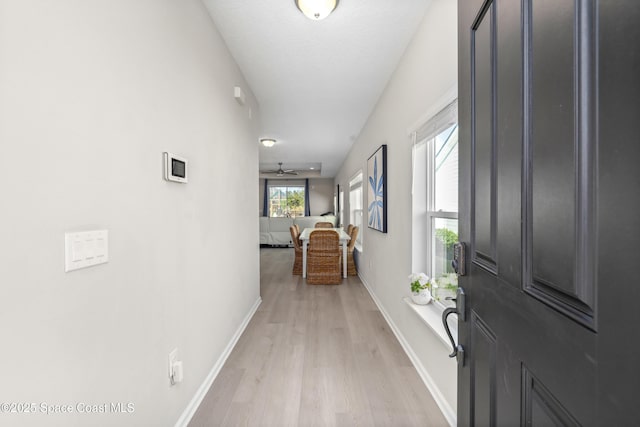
[458,0,604,425]
[472,1,497,272]
[597,2,640,424]
[460,0,640,424]
[470,312,496,427]
[494,0,523,291]
[522,366,580,426]
[525,0,597,329]
[530,0,577,301]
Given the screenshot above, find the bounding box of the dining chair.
[346,226,359,276]
[292,223,302,246]
[314,221,333,228]
[346,224,354,235]
[289,225,303,275]
[306,229,341,285]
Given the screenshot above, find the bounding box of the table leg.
[343,242,347,278]
[303,241,308,278]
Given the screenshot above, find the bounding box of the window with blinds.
[411,99,459,306]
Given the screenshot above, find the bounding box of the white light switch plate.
[65,230,109,272]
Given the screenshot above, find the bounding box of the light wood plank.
[188,248,449,426]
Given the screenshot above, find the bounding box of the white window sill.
[403,297,458,349]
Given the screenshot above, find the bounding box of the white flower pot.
[410,290,432,305]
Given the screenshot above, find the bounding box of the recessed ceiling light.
[310,167,315,170]
[295,0,339,21]
[260,138,276,148]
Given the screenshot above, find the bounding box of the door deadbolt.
[452,242,466,276]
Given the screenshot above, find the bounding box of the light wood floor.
[188,248,448,427]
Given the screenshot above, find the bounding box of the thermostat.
[163,152,188,183]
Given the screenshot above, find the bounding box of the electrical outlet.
[169,348,179,386]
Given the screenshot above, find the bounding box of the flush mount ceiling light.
[260,138,276,148]
[295,0,339,21]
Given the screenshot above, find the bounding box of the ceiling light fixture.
[260,138,276,148]
[295,0,339,21]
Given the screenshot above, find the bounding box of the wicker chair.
[306,230,342,285]
[289,225,303,275]
[315,221,333,228]
[292,223,302,246]
[346,224,354,235]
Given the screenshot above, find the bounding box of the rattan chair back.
[290,225,301,250]
[289,225,303,275]
[307,230,341,285]
[314,221,333,228]
[346,226,359,276]
[309,230,339,252]
[348,227,358,250]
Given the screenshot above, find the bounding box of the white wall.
[0,1,260,426]
[258,178,335,216]
[334,0,458,421]
[308,179,335,215]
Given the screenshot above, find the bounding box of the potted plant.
[409,273,435,305]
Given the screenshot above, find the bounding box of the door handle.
[443,306,459,358]
[442,287,465,366]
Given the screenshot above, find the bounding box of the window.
[412,100,458,307]
[268,185,305,217]
[349,172,363,249]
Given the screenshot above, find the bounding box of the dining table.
[298,228,351,279]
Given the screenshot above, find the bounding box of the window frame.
[425,127,459,279]
[349,171,364,251]
[266,183,306,218]
[411,98,459,309]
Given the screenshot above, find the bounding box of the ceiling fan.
[262,162,298,177]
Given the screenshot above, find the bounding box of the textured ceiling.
[203,0,431,177]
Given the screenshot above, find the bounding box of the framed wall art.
[367,144,387,233]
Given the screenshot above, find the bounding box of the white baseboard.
[358,275,456,427]
[174,297,262,427]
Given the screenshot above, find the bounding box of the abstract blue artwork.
[367,144,387,233]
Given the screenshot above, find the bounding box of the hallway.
[189,248,448,426]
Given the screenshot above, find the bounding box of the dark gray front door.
[457,1,640,425]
